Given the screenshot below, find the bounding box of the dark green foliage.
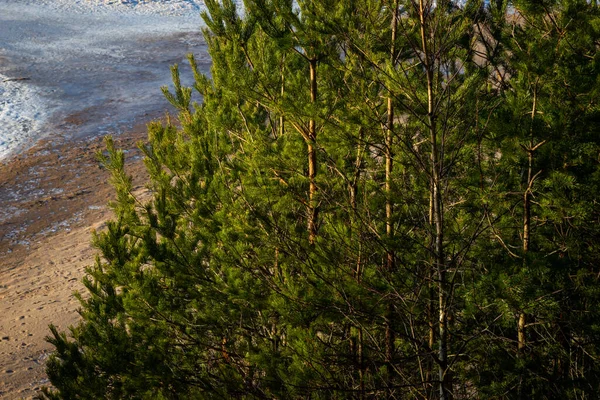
[42,1,600,399]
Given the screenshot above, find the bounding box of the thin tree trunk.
[308,57,318,244]
[418,0,450,398]
[520,166,530,353]
[386,0,399,267]
[351,131,365,398]
[520,87,538,353]
[428,178,436,398]
[518,312,526,352]
[385,0,399,387]
[280,56,285,138]
[433,123,448,400]
[358,326,365,398]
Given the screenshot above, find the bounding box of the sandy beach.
[0,122,151,398]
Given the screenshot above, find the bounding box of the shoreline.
[0,1,208,163]
[0,119,152,399]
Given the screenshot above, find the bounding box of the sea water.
[0,0,214,161]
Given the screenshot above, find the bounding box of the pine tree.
[42,1,600,398]
[462,0,600,397]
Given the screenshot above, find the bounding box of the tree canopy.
[43,0,600,398]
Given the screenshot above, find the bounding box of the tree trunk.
[280,56,285,138]
[351,132,365,398]
[308,57,318,244]
[385,0,399,387]
[419,0,450,397]
[520,87,538,353]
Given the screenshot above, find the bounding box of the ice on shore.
[7,0,207,16]
[0,0,224,161]
[0,77,48,160]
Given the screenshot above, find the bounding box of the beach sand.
[0,120,151,399]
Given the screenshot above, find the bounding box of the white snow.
[8,0,207,16]
[0,78,48,160]
[0,0,226,161]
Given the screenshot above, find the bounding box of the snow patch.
[9,0,208,16]
[0,78,48,160]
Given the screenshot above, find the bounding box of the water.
[0,0,212,160]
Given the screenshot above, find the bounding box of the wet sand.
[0,116,153,398]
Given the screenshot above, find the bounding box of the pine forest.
[42,0,600,398]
